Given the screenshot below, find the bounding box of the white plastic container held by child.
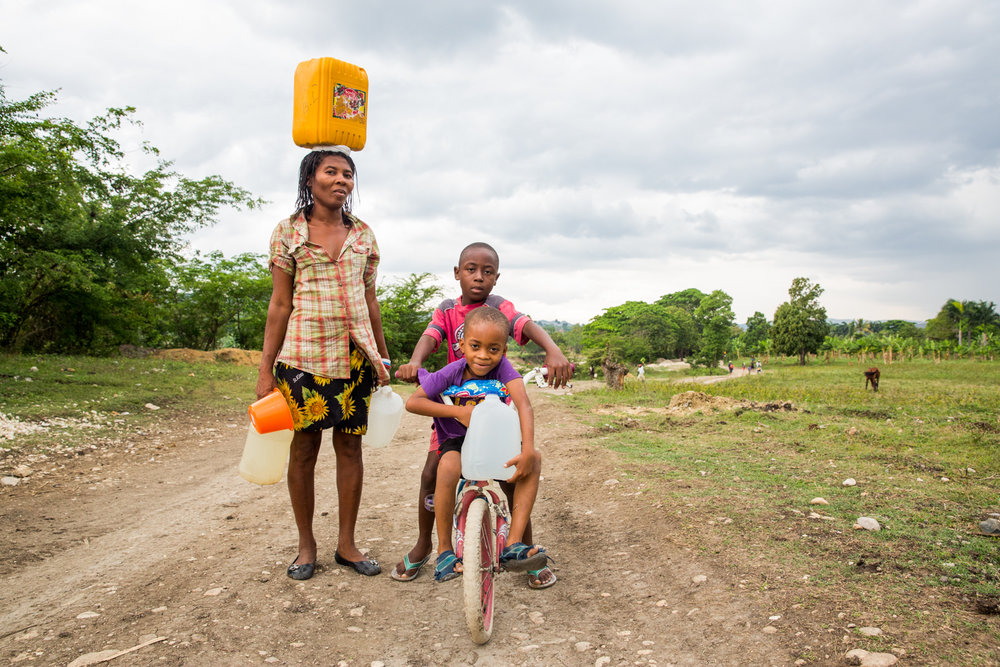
[363,386,404,448]
[238,427,293,485]
[461,394,521,481]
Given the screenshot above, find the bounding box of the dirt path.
[0,385,795,666]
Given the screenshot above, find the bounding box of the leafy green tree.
[772,277,829,365]
[582,300,688,364]
[376,272,443,370]
[0,82,262,353]
[162,252,271,350]
[743,311,771,354]
[878,319,923,339]
[655,288,707,316]
[692,290,734,367]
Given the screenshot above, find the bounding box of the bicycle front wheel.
[463,496,495,644]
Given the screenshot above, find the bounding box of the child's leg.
[506,465,541,546]
[500,480,532,544]
[392,450,437,579]
[434,451,462,556]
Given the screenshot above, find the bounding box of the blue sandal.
[390,553,430,582]
[500,542,549,572]
[434,550,462,582]
[528,564,557,589]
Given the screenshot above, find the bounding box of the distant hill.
[828,318,927,328]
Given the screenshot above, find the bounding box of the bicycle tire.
[463,496,495,644]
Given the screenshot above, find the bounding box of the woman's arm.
[365,284,391,385]
[256,265,294,399]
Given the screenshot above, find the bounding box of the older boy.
[392,242,568,589]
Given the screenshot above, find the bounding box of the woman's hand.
[255,372,277,400]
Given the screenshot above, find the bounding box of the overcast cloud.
[3,0,998,323]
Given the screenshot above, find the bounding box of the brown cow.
[863,367,880,392]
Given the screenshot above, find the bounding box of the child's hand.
[503,449,540,482]
[395,362,421,383]
[543,352,574,388]
[455,403,476,428]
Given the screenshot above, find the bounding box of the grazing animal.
[863,367,880,392]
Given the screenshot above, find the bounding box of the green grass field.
[564,358,1000,662]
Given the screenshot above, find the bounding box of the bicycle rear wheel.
[463,496,495,644]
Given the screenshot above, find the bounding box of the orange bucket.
[248,389,294,434]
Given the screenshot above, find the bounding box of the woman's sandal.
[390,553,431,582]
[434,550,462,582]
[499,542,549,572]
[287,556,316,581]
[527,564,557,589]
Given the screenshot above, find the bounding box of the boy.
[405,307,548,581]
[392,242,569,589]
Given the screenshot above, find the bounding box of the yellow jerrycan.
[292,57,368,151]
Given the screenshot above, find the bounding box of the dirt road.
[1,385,794,666]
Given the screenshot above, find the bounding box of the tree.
[376,273,443,369]
[692,290,734,367]
[655,288,707,316]
[743,311,771,354]
[0,82,263,353]
[162,252,271,350]
[772,277,829,365]
[582,301,688,364]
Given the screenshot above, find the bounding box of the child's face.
[454,247,499,304]
[459,320,508,378]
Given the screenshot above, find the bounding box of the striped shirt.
[269,211,389,383]
[423,294,532,363]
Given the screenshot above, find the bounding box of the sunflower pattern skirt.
[273,345,377,434]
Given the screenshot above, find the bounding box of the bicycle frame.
[454,478,510,563]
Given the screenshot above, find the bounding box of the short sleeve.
[269,221,295,275]
[362,230,379,290]
[421,304,448,349]
[496,357,522,385]
[494,297,531,345]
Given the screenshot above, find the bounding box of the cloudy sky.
[3,0,998,324]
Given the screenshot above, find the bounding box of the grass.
[0,352,257,454]
[565,358,1000,664]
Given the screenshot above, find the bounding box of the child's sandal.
[434,550,462,582]
[527,564,557,589]
[500,542,549,572]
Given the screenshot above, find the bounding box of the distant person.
[391,242,570,589]
[728,362,734,374]
[637,362,645,382]
[256,148,391,581]
[405,306,548,582]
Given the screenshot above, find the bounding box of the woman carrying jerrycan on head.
[256,147,392,581]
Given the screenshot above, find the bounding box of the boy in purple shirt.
[405,307,548,581]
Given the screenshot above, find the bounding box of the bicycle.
[441,379,549,644]
[453,477,509,644]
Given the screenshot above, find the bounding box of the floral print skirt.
[274,344,377,434]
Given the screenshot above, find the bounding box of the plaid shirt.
[269,211,389,383]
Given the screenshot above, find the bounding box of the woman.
[256,147,391,581]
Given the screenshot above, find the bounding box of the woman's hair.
[295,150,358,222]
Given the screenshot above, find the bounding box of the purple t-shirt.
[417,357,521,444]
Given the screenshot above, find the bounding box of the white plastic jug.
[363,386,404,448]
[238,426,293,485]
[461,394,521,481]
